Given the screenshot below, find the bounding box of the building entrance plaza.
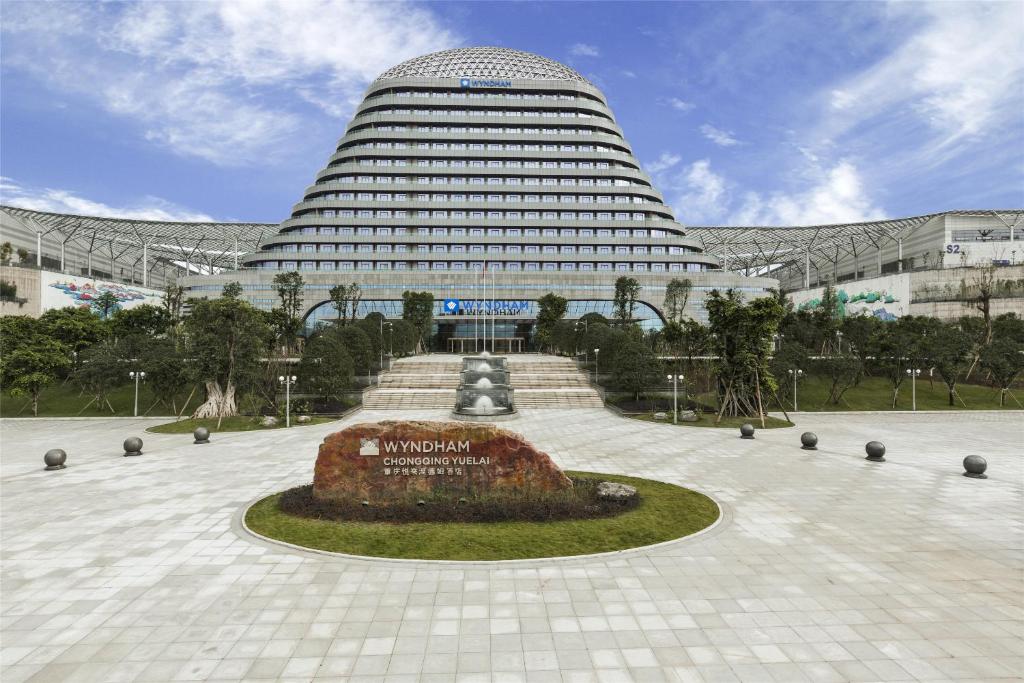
[1,400,1021,682]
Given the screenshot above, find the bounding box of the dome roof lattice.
[375,47,590,84]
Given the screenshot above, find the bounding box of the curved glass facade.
[243,47,718,275]
[304,298,668,336]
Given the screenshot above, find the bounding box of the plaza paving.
[1,408,1021,682]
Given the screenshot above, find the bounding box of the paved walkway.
[1,410,1021,682]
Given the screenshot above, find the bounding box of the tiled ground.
[1,409,1021,682]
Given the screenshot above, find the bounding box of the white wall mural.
[41,273,163,317]
[789,274,911,321]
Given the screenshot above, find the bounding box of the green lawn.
[147,416,337,434]
[631,414,794,429]
[1,382,203,417]
[785,375,1019,411]
[245,471,719,561]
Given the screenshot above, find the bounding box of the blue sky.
[2,1,1022,226]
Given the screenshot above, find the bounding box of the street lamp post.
[787,368,804,412]
[129,371,146,417]
[836,330,843,353]
[574,321,588,358]
[667,374,684,424]
[906,368,921,411]
[384,321,393,364]
[379,318,393,375]
[593,348,600,385]
[278,374,297,427]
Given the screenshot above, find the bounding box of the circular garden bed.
[244,471,720,561]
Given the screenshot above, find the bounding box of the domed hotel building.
[182,47,775,348]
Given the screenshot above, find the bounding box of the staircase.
[362,354,604,410]
[507,356,604,408]
[362,356,459,409]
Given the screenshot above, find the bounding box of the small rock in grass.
[597,481,638,501]
[653,412,667,421]
[297,415,311,424]
[261,416,279,427]
[679,410,699,422]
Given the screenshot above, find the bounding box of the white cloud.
[651,156,886,226]
[667,97,695,112]
[645,152,682,175]
[699,124,740,147]
[822,2,1023,150]
[679,160,728,222]
[1,1,458,166]
[730,160,886,225]
[1,178,216,222]
[569,43,600,57]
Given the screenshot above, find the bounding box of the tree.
[925,321,974,406]
[612,340,661,400]
[336,325,373,373]
[272,271,305,353]
[663,278,693,324]
[872,316,929,408]
[388,319,419,357]
[4,337,70,416]
[328,284,350,324]
[140,338,192,416]
[840,314,881,378]
[579,312,610,327]
[299,328,355,402]
[535,293,568,352]
[162,284,185,323]
[110,304,172,340]
[0,241,12,264]
[74,339,127,414]
[91,291,120,319]
[705,289,785,423]
[38,307,108,360]
[184,297,273,421]
[222,281,243,299]
[613,276,641,326]
[812,285,843,350]
[980,315,1024,406]
[402,290,434,352]
[0,317,42,378]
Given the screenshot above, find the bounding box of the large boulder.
[314,420,572,502]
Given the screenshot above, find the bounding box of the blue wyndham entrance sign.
[442,299,530,315]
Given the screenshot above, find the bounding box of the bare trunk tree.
[191,381,237,419]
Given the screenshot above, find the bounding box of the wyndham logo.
[443,298,460,314]
[359,438,380,456]
[460,78,511,88]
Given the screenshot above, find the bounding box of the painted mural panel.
[41,272,163,317]
[788,274,911,321]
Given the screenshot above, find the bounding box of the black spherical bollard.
[865,441,886,462]
[193,427,210,444]
[123,437,143,457]
[739,423,755,439]
[43,448,67,471]
[963,455,988,479]
[800,432,818,450]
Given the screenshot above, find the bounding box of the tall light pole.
[384,321,393,365]
[836,330,844,353]
[667,374,684,424]
[278,374,297,427]
[593,348,600,385]
[787,368,804,412]
[906,368,921,411]
[129,371,146,417]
